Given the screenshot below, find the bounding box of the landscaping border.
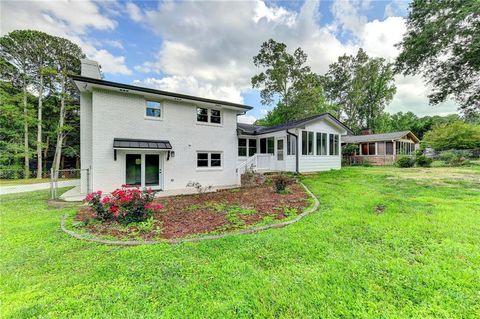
[60,182,319,246]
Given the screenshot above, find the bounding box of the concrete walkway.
[0,180,80,195]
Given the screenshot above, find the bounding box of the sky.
[1,0,459,123]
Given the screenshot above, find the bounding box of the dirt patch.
[74,182,310,240]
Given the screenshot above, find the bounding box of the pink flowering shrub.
[84,185,163,224]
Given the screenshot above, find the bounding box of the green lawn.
[1,167,479,318]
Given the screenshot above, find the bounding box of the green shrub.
[415,155,433,167]
[438,150,470,166]
[271,173,295,193]
[396,156,415,168]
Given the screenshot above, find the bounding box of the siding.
[86,89,239,192]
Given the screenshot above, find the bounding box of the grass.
[0,178,52,186]
[1,166,479,318]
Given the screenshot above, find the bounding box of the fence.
[50,168,88,200]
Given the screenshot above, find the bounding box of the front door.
[125,153,164,190]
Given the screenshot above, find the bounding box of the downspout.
[287,130,299,174]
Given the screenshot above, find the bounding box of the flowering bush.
[84,185,163,224]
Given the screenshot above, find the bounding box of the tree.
[251,39,331,126]
[0,31,37,178]
[51,37,84,178]
[323,49,396,133]
[396,0,480,113]
[423,121,480,150]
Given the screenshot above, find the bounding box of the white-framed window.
[260,137,274,154]
[238,138,257,157]
[197,152,222,168]
[302,131,314,155]
[146,101,162,118]
[329,134,339,156]
[316,132,328,155]
[196,107,222,124]
[287,135,296,155]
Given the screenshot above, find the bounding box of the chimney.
[80,59,101,79]
[361,128,373,135]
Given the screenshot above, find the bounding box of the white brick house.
[72,59,351,195]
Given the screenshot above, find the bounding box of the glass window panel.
[329,134,334,155]
[197,153,209,167]
[308,132,314,155]
[316,133,321,155]
[277,139,284,160]
[210,153,221,167]
[335,135,339,155]
[145,155,159,186]
[321,133,327,155]
[302,131,308,155]
[386,142,393,155]
[126,154,141,186]
[210,109,221,124]
[248,139,257,156]
[369,143,376,155]
[197,107,208,122]
[260,138,267,153]
[238,138,247,157]
[267,137,274,154]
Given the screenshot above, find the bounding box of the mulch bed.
[75,181,310,240]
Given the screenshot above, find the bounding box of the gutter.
[287,130,299,174]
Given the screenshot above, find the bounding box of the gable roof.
[342,131,420,143]
[70,75,253,111]
[237,113,353,135]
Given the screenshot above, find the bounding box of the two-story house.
[71,59,351,196]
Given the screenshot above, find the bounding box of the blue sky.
[3,0,457,122]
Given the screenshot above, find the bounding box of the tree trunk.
[23,78,30,179]
[43,135,49,175]
[53,76,66,180]
[36,74,43,179]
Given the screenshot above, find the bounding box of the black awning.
[113,138,172,150]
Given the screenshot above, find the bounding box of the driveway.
[0,179,80,195]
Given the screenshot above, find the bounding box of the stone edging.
[60,182,319,246]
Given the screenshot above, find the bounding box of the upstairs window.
[197,107,208,122]
[146,101,162,118]
[197,107,222,124]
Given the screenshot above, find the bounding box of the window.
[210,153,221,167]
[329,134,339,156]
[248,139,257,156]
[277,139,284,161]
[260,137,274,154]
[360,142,375,155]
[238,138,247,157]
[238,138,257,157]
[287,135,296,155]
[197,107,222,124]
[302,131,314,155]
[197,152,209,167]
[386,142,393,155]
[146,101,162,118]
[197,152,222,168]
[210,109,221,124]
[197,107,208,122]
[316,133,327,155]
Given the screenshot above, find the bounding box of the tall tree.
[322,49,396,133]
[51,37,84,178]
[0,31,37,178]
[396,0,480,113]
[30,31,56,178]
[251,39,331,126]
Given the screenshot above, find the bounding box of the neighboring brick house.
[71,59,352,195]
[342,130,420,165]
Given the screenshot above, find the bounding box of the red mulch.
[75,182,309,240]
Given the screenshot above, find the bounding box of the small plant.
[282,207,298,218]
[186,181,213,194]
[396,156,415,168]
[415,155,433,167]
[271,173,295,193]
[204,201,226,212]
[227,205,256,216]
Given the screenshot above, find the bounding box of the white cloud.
[238,114,257,124]
[128,0,458,117]
[104,39,124,49]
[125,2,143,22]
[1,0,131,75]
